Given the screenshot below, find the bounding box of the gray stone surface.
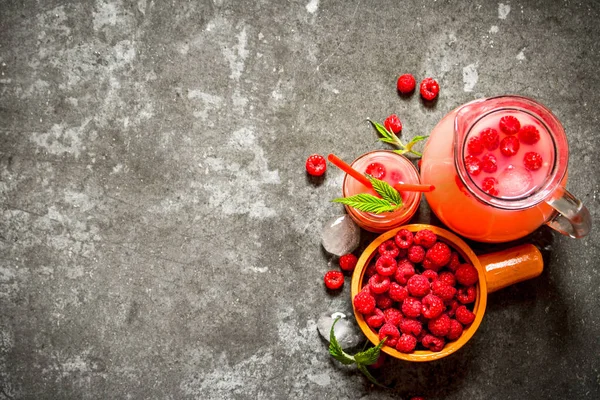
[1,0,599,399]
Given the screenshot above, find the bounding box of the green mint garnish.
[368,119,428,157]
[331,175,403,214]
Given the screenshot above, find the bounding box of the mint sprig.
[331,175,403,214]
[328,317,387,387]
[368,119,428,157]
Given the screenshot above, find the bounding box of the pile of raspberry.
[353,229,478,353]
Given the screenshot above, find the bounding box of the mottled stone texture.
[0,0,599,399]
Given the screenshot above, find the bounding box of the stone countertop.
[1,0,599,399]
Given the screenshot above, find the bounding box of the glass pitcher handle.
[545,188,591,238]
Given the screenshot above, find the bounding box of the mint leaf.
[353,337,387,365]
[404,135,429,157]
[356,363,386,387]
[328,318,356,365]
[367,175,402,207]
[332,194,397,214]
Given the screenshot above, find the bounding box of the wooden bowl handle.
[478,244,543,293]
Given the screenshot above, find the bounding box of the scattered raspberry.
[384,308,403,327]
[481,153,498,173]
[378,323,400,347]
[455,305,476,325]
[438,271,457,287]
[500,135,520,157]
[396,333,417,353]
[384,114,403,134]
[399,318,423,336]
[422,334,445,352]
[425,242,452,269]
[369,353,386,369]
[431,280,457,302]
[421,294,445,319]
[413,229,437,248]
[402,297,422,318]
[339,254,358,272]
[397,73,417,94]
[376,255,397,277]
[481,177,499,196]
[368,274,391,294]
[394,229,414,249]
[428,314,452,337]
[523,151,543,171]
[375,293,394,309]
[518,125,540,144]
[365,308,385,329]
[324,270,344,290]
[446,319,464,340]
[305,154,327,176]
[407,275,430,297]
[447,252,461,272]
[422,270,438,283]
[365,262,377,278]
[407,245,426,263]
[389,282,409,302]
[365,162,386,180]
[467,136,484,156]
[419,77,440,101]
[464,155,482,176]
[499,115,521,135]
[455,264,479,286]
[457,286,477,304]
[394,260,415,284]
[378,240,400,258]
[480,128,499,151]
[446,300,460,317]
[354,291,376,314]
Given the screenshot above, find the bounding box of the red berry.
[378,240,400,258]
[455,264,479,286]
[389,282,409,302]
[324,270,344,290]
[397,74,416,94]
[407,246,426,263]
[438,271,457,287]
[523,152,543,171]
[455,305,476,325]
[447,252,461,273]
[414,229,437,248]
[480,128,499,150]
[425,242,452,269]
[365,262,377,278]
[518,125,540,144]
[421,294,444,319]
[407,275,430,298]
[375,293,394,309]
[384,308,403,327]
[446,319,464,340]
[481,177,499,196]
[339,254,358,271]
[446,300,460,317]
[369,353,386,369]
[305,154,327,176]
[422,334,445,352]
[369,274,391,294]
[384,114,403,134]
[467,136,484,155]
[354,291,376,314]
[500,135,520,157]
[410,397,426,400]
[431,281,457,302]
[499,115,521,135]
[481,153,498,173]
[422,270,438,283]
[457,286,477,304]
[394,260,416,285]
[402,297,422,318]
[394,229,414,249]
[365,162,386,179]
[428,314,452,337]
[365,308,385,329]
[464,155,482,176]
[396,333,417,353]
[378,323,400,347]
[360,285,371,295]
[376,255,397,277]
[419,77,440,101]
[399,318,423,336]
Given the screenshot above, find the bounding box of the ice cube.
[316,312,363,349]
[497,165,533,197]
[321,215,361,256]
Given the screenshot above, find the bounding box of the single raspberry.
[447,252,461,272]
[481,177,499,196]
[524,152,543,171]
[376,255,397,277]
[518,125,540,144]
[421,294,444,319]
[378,323,400,347]
[394,260,415,284]
[457,286,477,304]
[354,291,376,314]
[394,229,414,249]
[425,242,452,269]
[389,282,409,302]
[378,240,400,258]
[446,319,464,340]
[369,274,391,294]
[402,297,422,318]
[413,229,437,248]
[431,281,457,302]
[360,284,371,295]
[384,308,403,327]
[422,270,438,283]
[467,136,484,155]
[324,270,344,290]
[365,262,377,278]
[500,135,520,157]
[428,314,452,337]
[305,154,327,176]
[365,308,385,329]
[339,254,358,272]
[446,300,460,317]
[464,155,482,176]
[396,333,417,353]
[438,271,456,287]
[422,334,445,352]
[407,275,430,298]
[397,73,416,94]
[407,245,426,263]
[365,162,386,179]
[419,77,440,101]
[384,114,403,134]
[499,115,521,135]
[375,294,394,309]
[399,318,423,336]
[455,305,476,325]
[480,128,499,150]
[455,264,479,286]
[481,153,498,173]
